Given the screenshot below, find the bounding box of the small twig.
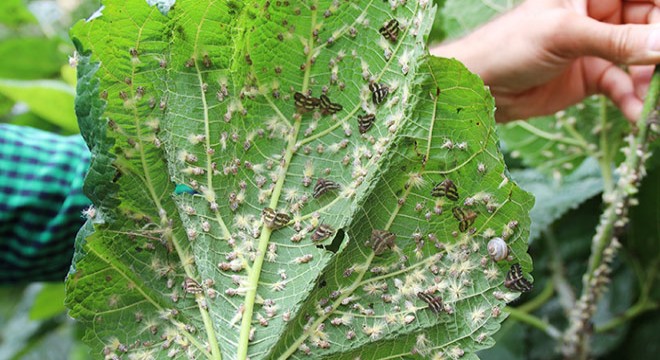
[595,255,660,333]
[504,306,561,339]
[516,278,555,314]
[561,65,660,359]
[598,96,615,193]
[595,299,658,333]
[543,229,576,315]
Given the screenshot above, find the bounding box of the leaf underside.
[66,1,533,359]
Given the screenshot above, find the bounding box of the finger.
[629,64,654,98]
[584,58,643,121]
[557,15,660,65]
[587,0,621,22]
[622,3,660,24]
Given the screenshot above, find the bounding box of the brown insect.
[311,223,335,242]
[357,114,376,134]
[319,94,343,115]
[379,19,400,42]
[369,82,390,105]
[452,207,477,232]
[182,277,203,295]
[370,229,396,255]
[431,179,459,201]
[504,263,533,293]
[313,178,341,198]
[417,292,443,313]
[262,207,291,230]
[294,91,320,113]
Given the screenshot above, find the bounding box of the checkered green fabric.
[0,124,90,283]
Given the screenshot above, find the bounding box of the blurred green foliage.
[0,0,97,133]
[0,1,97,359]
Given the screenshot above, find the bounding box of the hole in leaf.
[316,275,327,288]
[316,229,345,253]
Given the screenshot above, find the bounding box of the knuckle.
[609,24,635,62]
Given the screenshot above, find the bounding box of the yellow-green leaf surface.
[0,79,78,133]
[66,1,533,359]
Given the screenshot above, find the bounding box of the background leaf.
[441,0,518,39]
[500,98,629,178]
[0,38,65,80]
[511,157,604,243]
[0,0,37,27]
[29,283,66,321]
[0,79,78,133]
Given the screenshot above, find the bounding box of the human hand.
[430,0,660,122]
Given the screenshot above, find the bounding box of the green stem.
[596,255,660,333]
[236,3,319,357]
[598,96,615,193]
[236,116,302,359]
[596,299,658,333]
[516,280,554,314]
[543,228,575,314]
[562,119,597,159]
[504,307,561,339]
[514,121,586,147]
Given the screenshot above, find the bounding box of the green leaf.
[0,0,37,27]
[29,283,66,321]
[500,98,630,178]
[0,284,81,360]
[442,0,519,39]
[0,93,14,117]
[265,56,534,360]
[7,111,60,132]
[0,38,65,80]
[66,1,533,359]
[511,157,604,242]
[0,79,78,133]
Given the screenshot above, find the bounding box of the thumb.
[559,16,660,65]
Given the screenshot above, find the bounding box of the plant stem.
[561,65,660,359]
[596,255,659,333]
[516,280,554,314]
[543,228,576,315]
[504,306,561,339]
[596,299,658,333]
[499,282,556,339]
[598,96,615,193]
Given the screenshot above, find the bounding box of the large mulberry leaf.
[66,1,533,359]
